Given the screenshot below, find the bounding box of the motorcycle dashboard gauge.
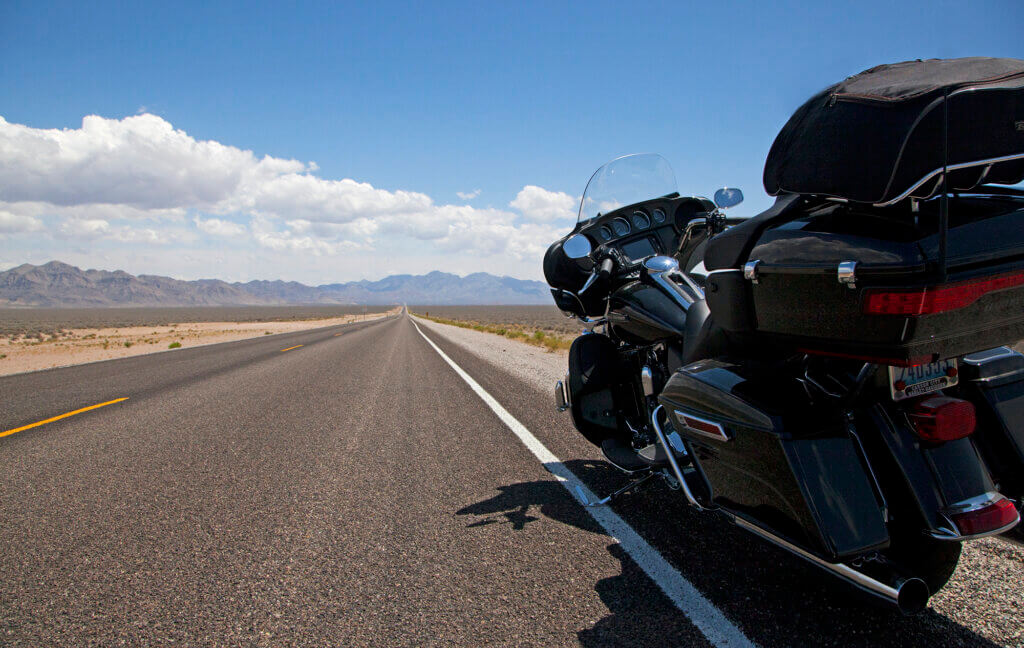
[652,208,666,224]
[630,211,651,230]
[598,225,613,241]
[611,217,631,237]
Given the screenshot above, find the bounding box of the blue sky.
[1,1,1022,283]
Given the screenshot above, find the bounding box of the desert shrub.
[414,311,573,352]
[168,341,182,349]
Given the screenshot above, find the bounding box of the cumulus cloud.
[0,113,576,279]
[241,174,433,223]
[58,218,111,238]
[249,215,366,255]
[0,200,187,223]
[0,114,297,210]
[510,185,577,222]
[194,215,246,237]
[55,217,179,245]
[0,210,43,233]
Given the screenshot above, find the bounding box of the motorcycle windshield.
[577,154,678,226]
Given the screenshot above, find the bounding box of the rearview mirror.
[563,234,592,259]
[713,187,744,209]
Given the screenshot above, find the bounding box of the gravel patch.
[931,537,1024,646]
[411,315,569,395]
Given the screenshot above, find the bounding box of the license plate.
[889,359,958,401]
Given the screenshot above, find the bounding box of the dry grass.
[409,305,579,334]
[412,308,575,352]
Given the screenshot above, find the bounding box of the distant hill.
[0,261,550,307]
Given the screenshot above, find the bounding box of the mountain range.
[0,261,551,307]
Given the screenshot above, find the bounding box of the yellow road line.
[333,333,343,337]
[1,397,129,439]
[280,344,304,352]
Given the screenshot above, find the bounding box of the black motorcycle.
[543,57,1024,614]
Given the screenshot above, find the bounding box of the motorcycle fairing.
[567,334,634,447]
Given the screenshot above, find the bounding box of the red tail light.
[796,347,932,367]
[863,270,1024,315]
[907,396,975,442]
[949,498,1020,536]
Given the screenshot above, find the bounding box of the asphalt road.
[0,312,1019,647]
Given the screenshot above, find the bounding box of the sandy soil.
[0,309,397,376]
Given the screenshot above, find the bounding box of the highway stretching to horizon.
[1,312,1018,647]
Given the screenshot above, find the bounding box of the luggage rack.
[872,153,1024,208]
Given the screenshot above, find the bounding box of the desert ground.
[409,305,578,351]
[409,305,578,336]
[0,306,397,376]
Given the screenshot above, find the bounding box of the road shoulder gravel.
[411,314,569,396]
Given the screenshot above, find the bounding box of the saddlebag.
[658,359,890,560]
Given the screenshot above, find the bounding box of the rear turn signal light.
[863,270,1024,316]
[949,498,1020,537]
[907,396,976,442]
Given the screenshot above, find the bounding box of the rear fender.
[956,347,1024,500]
[864,403,998,539]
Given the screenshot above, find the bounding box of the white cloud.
[54,216,189,245]
[194,215,246,237]
[510,185,577,222]
[0,210,43,233]
[58,218,111,238]
[241,174,433,223]
[0,200,187,223]
[110,227,165,244]
[0,114,296,210]
[0,113,578,280]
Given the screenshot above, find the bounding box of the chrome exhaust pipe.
[729,515,930,614]
[554,380,568,412]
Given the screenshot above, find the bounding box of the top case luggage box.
[763,57,1024,205]
[705,195,1024,365]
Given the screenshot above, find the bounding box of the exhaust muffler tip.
[555,380,569,412]
[895,577,930,615]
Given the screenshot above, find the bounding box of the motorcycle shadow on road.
[456,459,1007,648]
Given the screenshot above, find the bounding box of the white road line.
[411,318,755,648]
